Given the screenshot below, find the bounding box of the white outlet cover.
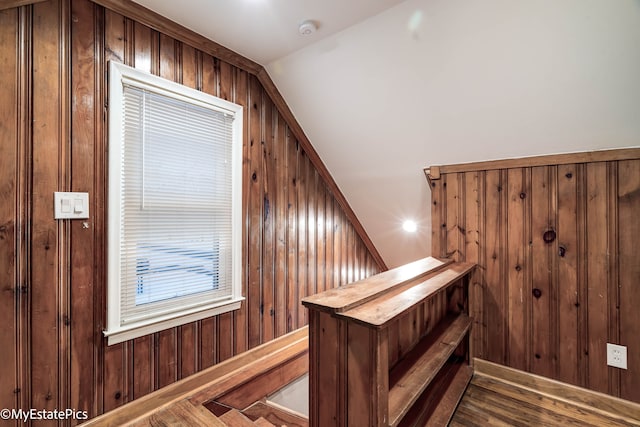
[606,343,628,370]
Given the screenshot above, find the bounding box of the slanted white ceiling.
[130,0,406,65]
[133,0,640,268]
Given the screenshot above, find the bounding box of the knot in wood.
[558,245,566,257]
[543,229,556,243]
[532,288,542,299]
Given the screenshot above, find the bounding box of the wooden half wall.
[426,148,640,404]
[0,0,384,423]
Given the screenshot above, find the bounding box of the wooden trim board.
[473,358,640,425]
[425,147,640,177]
[0,0,48,11]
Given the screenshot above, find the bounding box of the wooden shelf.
[388,314,472,427]
[396,361,472,427]
[302,257,451,313]
[340,263,475,328]
[304,257,475,427]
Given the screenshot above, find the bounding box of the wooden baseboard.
[473,358,640,425]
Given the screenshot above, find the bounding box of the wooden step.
[388,313,472,427]
[219,409,256,427]
[141,399,226,427]
[242,401,308,427]
[253,417,275,427]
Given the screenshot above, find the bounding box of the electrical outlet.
[606,343,627,370]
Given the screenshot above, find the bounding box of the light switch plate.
[54,192,89,219]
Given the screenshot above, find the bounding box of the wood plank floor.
[451,371,640,427]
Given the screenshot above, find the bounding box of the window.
[105,61,243,345]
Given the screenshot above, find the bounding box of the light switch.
[54,192,89,219]
[74,199,84,213]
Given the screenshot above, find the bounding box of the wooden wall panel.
[618,160,640,403]
[31,1,67,418]
[0,8,21,425]
[428,150,640,404]
[0,0,383,424]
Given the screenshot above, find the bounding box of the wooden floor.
[451,360,640,427]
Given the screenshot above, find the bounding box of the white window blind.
[106,62,243,345]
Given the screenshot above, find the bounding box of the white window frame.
[104,61,244,345]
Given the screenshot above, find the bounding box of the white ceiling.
[131,0,406,65]
[132,0,640,269]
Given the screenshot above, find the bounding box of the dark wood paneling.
[429,149,640,403]
[0,7,20,424]
[0,0,382,423]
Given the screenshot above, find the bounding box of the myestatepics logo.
[1,408,88,422]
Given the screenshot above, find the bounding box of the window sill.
[104,297,244,346]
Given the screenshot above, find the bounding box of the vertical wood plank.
[247,74,264,350]
[316,178,326,294]
[70,0,99,417]
[585,162,609,394]
[617,159,639,402]
[332,196,342,289]
[483,170,507,365]
[347,324,388,427]
[530,166,554,378]
[273,111,287,338]
[31,0,64,416]
[506,168,527,371]
[261,95,276,344]
[556,164,581,386]
[16,5,32,418]
[430,176,445,258]
[606,162,620,397]
[340,210,348,286]
[0,6,20,421]
[307,168,317,304]
[463,172,482,359]
[296,152,308,326]
[314,311,343,427]
[324,193,334,292]
[445,173,462,261]
[285,131,298,333]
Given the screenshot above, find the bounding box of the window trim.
[104,61,244,346]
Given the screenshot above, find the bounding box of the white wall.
[267,0,640,268]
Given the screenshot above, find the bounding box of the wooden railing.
[80,327,308,426]
[302,257,475,426]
